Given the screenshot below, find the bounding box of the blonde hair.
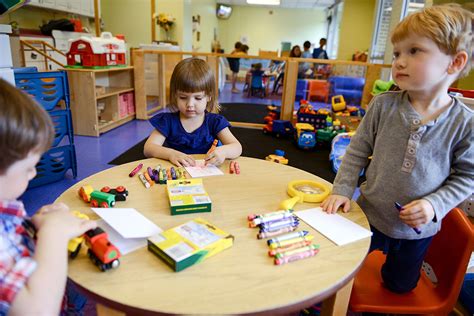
[168,57,220,113]
[391,4,473,77]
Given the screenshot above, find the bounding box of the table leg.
[96,303,126,316]
[320,278,354,316]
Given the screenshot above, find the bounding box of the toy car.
[90,191,116,208]
[332,95,346,112]
[78,185,94,202]
[265,149,288,165]
[295,123,316,150]
[101,186,128,201]
[263,120,294,138]
[84,227,121,271]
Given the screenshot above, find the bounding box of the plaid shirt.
[0,200,37,315]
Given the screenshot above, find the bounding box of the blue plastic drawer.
[14,71,69,111]
[28,145,77,188]
[50,110,74,147]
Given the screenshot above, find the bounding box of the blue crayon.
[260,216,299,230]
[394,202,422,234]
[260,221,299,233]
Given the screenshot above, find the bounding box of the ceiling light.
[246,0,281,5]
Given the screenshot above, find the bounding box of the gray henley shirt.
[332,91,473,239]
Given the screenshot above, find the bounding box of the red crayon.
[129,163,143,177]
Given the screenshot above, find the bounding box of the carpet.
[219,102,272,124]
[108,127,337,183]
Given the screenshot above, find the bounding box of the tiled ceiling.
[217,0,337,9]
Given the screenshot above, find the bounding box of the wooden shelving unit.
[65,66,135,136]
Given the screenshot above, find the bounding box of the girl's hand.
[32,203,97,240]
[320,194,351,214]
[398,199,434,228]
[169,151,196,167]
[205,147,226,166]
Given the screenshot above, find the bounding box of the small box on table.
[166,178,212,215]
[147,218,234,272]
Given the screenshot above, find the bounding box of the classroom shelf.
[65,66,136,137]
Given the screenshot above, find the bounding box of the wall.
[100,0,150,49]
[337,0,376,61]
[0,5,94,32]
[190,0,218,52]
[217,5,326,55]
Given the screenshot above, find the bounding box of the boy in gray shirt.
[321,4,473,293]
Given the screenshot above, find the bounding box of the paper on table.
[184,159,224,178]
[91,208,162,239]
[295,207,372,246]
[96,219,150,255]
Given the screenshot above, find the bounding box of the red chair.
[349,208,474,315]
[307,79,329,103]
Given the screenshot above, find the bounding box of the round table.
[58,157,370,315]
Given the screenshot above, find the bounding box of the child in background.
[227,41,243,93]
[321,4,473,294]
[0,79,97,315]
[144,58,242,167]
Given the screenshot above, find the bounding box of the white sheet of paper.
[295,207,372,246]
[91,208,162,239]
[96,219,147,255]
[184,159,224,178]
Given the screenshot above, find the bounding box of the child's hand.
[169,151,195,167]
[32,203,97,240]
[398,199,434,228]
[320,194,351,214]
[205,147,226,166]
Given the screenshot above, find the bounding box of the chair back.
[259,50,278,58]
[425,208,474,309]
[251,70,264,89]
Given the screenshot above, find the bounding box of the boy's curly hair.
[391,4,473,78]
[168,57,220,113]
[0,79,53,174]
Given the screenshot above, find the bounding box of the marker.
[257,225,296,239]
[138,174,150,189]
[269,235,314,249]
[268,240,312,257]
[394,202,422,234]
[267,230,309,245]
[274,248,319,265]
[129,163,143,177]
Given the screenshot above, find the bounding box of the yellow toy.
[280,180,331,210]
[68,211,90,258]
[266,149,288,165]
[332,95,346,112]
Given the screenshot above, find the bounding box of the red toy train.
[84,227,121,271]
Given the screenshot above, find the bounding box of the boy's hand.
[32,203,97,240]
[320,194,351,214]
[398,199,434,228]
[169,151,195,167]
[205,147,226,166]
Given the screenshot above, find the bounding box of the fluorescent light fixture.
[247,0,280,5]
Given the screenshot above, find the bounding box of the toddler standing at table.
[0,79,97,315]
[321,4,473,293]
[144,57,242,167]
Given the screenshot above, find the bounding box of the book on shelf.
[147,218,234,272]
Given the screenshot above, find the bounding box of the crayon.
[250,211,294,227]
[144,171,154,186]
[147,167,155,181]
[233,161,240,174]
[274,248,319,265]
[394,202,422,234]
[267,230,309,246]
[268,240,312,257]
[170,167,177,180]
[138,174,150,189]
[257,225,296,239]
[247,209,291,221]
[259,216,299,230]
[268,235,314,249]
[129,163,143,177]
[207,139,218,154]
[275,244,319,259]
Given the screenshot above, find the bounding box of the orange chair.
[349,208,474,315]
[307,79,329,103]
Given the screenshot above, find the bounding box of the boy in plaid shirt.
[0,79,96,315]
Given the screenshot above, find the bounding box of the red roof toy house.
[66,32,126,68]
